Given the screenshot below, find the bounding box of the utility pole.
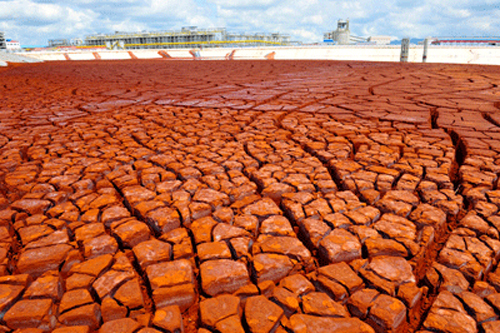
[422,37,431,63]
[400,38,410,62]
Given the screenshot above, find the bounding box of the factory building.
[323,20,367,45]
[0,32,6,50]
[82,27,291,50]
[6,40,21,50]
[48,39,71,48]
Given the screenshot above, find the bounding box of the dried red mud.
[1,59,500,332]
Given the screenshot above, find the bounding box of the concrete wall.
[166,49,197,59]
[274,46,403,62]
[132,50,163,60]
[67,52,96,61]
[23,52,67,61]
[14,45,500,66]
[424,47,500,65]
[0,51,45,63]
[98,51,133,60]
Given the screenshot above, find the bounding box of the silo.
[333,19,351,45]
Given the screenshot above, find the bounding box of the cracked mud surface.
[1,59,500,332]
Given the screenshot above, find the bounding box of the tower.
[333,19,351,45]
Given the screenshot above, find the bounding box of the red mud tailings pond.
[1,59,500,332]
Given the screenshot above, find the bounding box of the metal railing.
[125,40,286,47]
[85,28,227,40]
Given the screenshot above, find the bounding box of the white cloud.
[0,0,64,22]
[1,0,499,46]
[109,21,147,33]
[209,0,280,9]
[290,29,322,43]
[301,15,324,25]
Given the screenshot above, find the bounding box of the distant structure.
[323,19,367,45]
[6,40,21,50]
[0,32,6,50]
[48,38,84,48]
[367,36,392,45]
[48,39,71,48]
[50,27,292,50]
[431,37,500,46]
[324,19,350,44]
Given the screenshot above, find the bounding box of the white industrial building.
[50,26,292,50]
[6,40,21,50]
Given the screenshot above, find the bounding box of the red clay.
[0,59,500,332]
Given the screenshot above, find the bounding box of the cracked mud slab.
[1,59,500,332]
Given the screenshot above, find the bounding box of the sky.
[1,0,499,46]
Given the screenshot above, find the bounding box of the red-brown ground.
[1,59,500,332]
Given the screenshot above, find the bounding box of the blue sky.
[1,0,499,46]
